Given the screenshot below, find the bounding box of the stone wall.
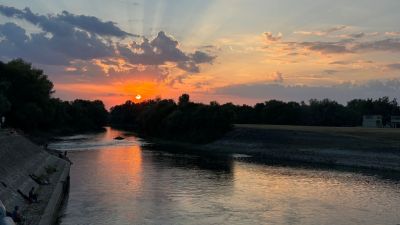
[0,129,70,225]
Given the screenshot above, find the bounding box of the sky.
[1,0,400,108]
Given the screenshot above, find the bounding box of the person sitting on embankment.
[28,187,38,203]
[10,206,23,224]
[0,116,5,129]
[0,200,16,225]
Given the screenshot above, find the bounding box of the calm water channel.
[50,127,400,225]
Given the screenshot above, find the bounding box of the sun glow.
[135,94,142,100]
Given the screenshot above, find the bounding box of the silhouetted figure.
[28,187,38,203]
[11,206,22,223]
[0,116,5,128]
[64,151,67,157]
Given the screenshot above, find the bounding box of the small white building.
[362,115,383,128]
[391,116,400,128]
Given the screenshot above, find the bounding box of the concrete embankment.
[204,125,400,172]
[0,129,70,225]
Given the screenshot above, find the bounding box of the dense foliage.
[228,98,400,127]
[110,94,234,143]
[111,96,400,143]
[0,59,108,132]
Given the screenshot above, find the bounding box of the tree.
[0,59,109,132]
[110,95,234,143]
[178,93,190,107]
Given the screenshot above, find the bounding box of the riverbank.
[26,127,107,146]
[148,124,400,172]
[0,129,70,225]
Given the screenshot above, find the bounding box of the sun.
[135,94,142,100]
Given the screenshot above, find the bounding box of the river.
[50,127,400,225]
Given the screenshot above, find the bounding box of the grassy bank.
[148,125,400,172]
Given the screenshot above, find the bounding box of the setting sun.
[135,94,142,100]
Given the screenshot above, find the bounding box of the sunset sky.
[1,0,400,108]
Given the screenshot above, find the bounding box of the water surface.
[51,127,400,225]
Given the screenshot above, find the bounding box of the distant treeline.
[231,98,400,126]
[110,94,234,143]
[0,59,108,132]
[110,96,400,142]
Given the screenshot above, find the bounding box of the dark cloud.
[349,32,365,39]
[299,41,351,54]
[330,60,351,65]
[117,31,215,72]
[177,61,200,73]
[293,38,400,54]
[353,38,400,52]
[330,60,373,65]
[386,63,400,70]
[0,5,215,73]
[200,45,216,49]
[268,27,400,55]
[324,70,339,75]
[215,80,400,103]
[0,5,133,37]
[0,5,123,65]
[263,32,282,42]
[0,22,114,65]
[191,51,216,64]
[325,25,348,34]
[0,22,27,44]
[295,25,348,36]
[58,11,135,37]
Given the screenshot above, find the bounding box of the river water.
[50,127,400,225]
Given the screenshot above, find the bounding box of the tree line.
[0,59,108,133]
[110,94,234,143]
[109,95,400,143]
[230,97,400,127]
[2,59,399,142]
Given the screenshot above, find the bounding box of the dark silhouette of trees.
[110,95,234,143]
[178,93,190,106]
[347,97,400,125]
[0,59,108,132]
[0,72,11,115]
[68,100,108,131]
[2,59,399,141]
[110,94,400,143]
[304,99,357,126]
[232,98,399,127]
